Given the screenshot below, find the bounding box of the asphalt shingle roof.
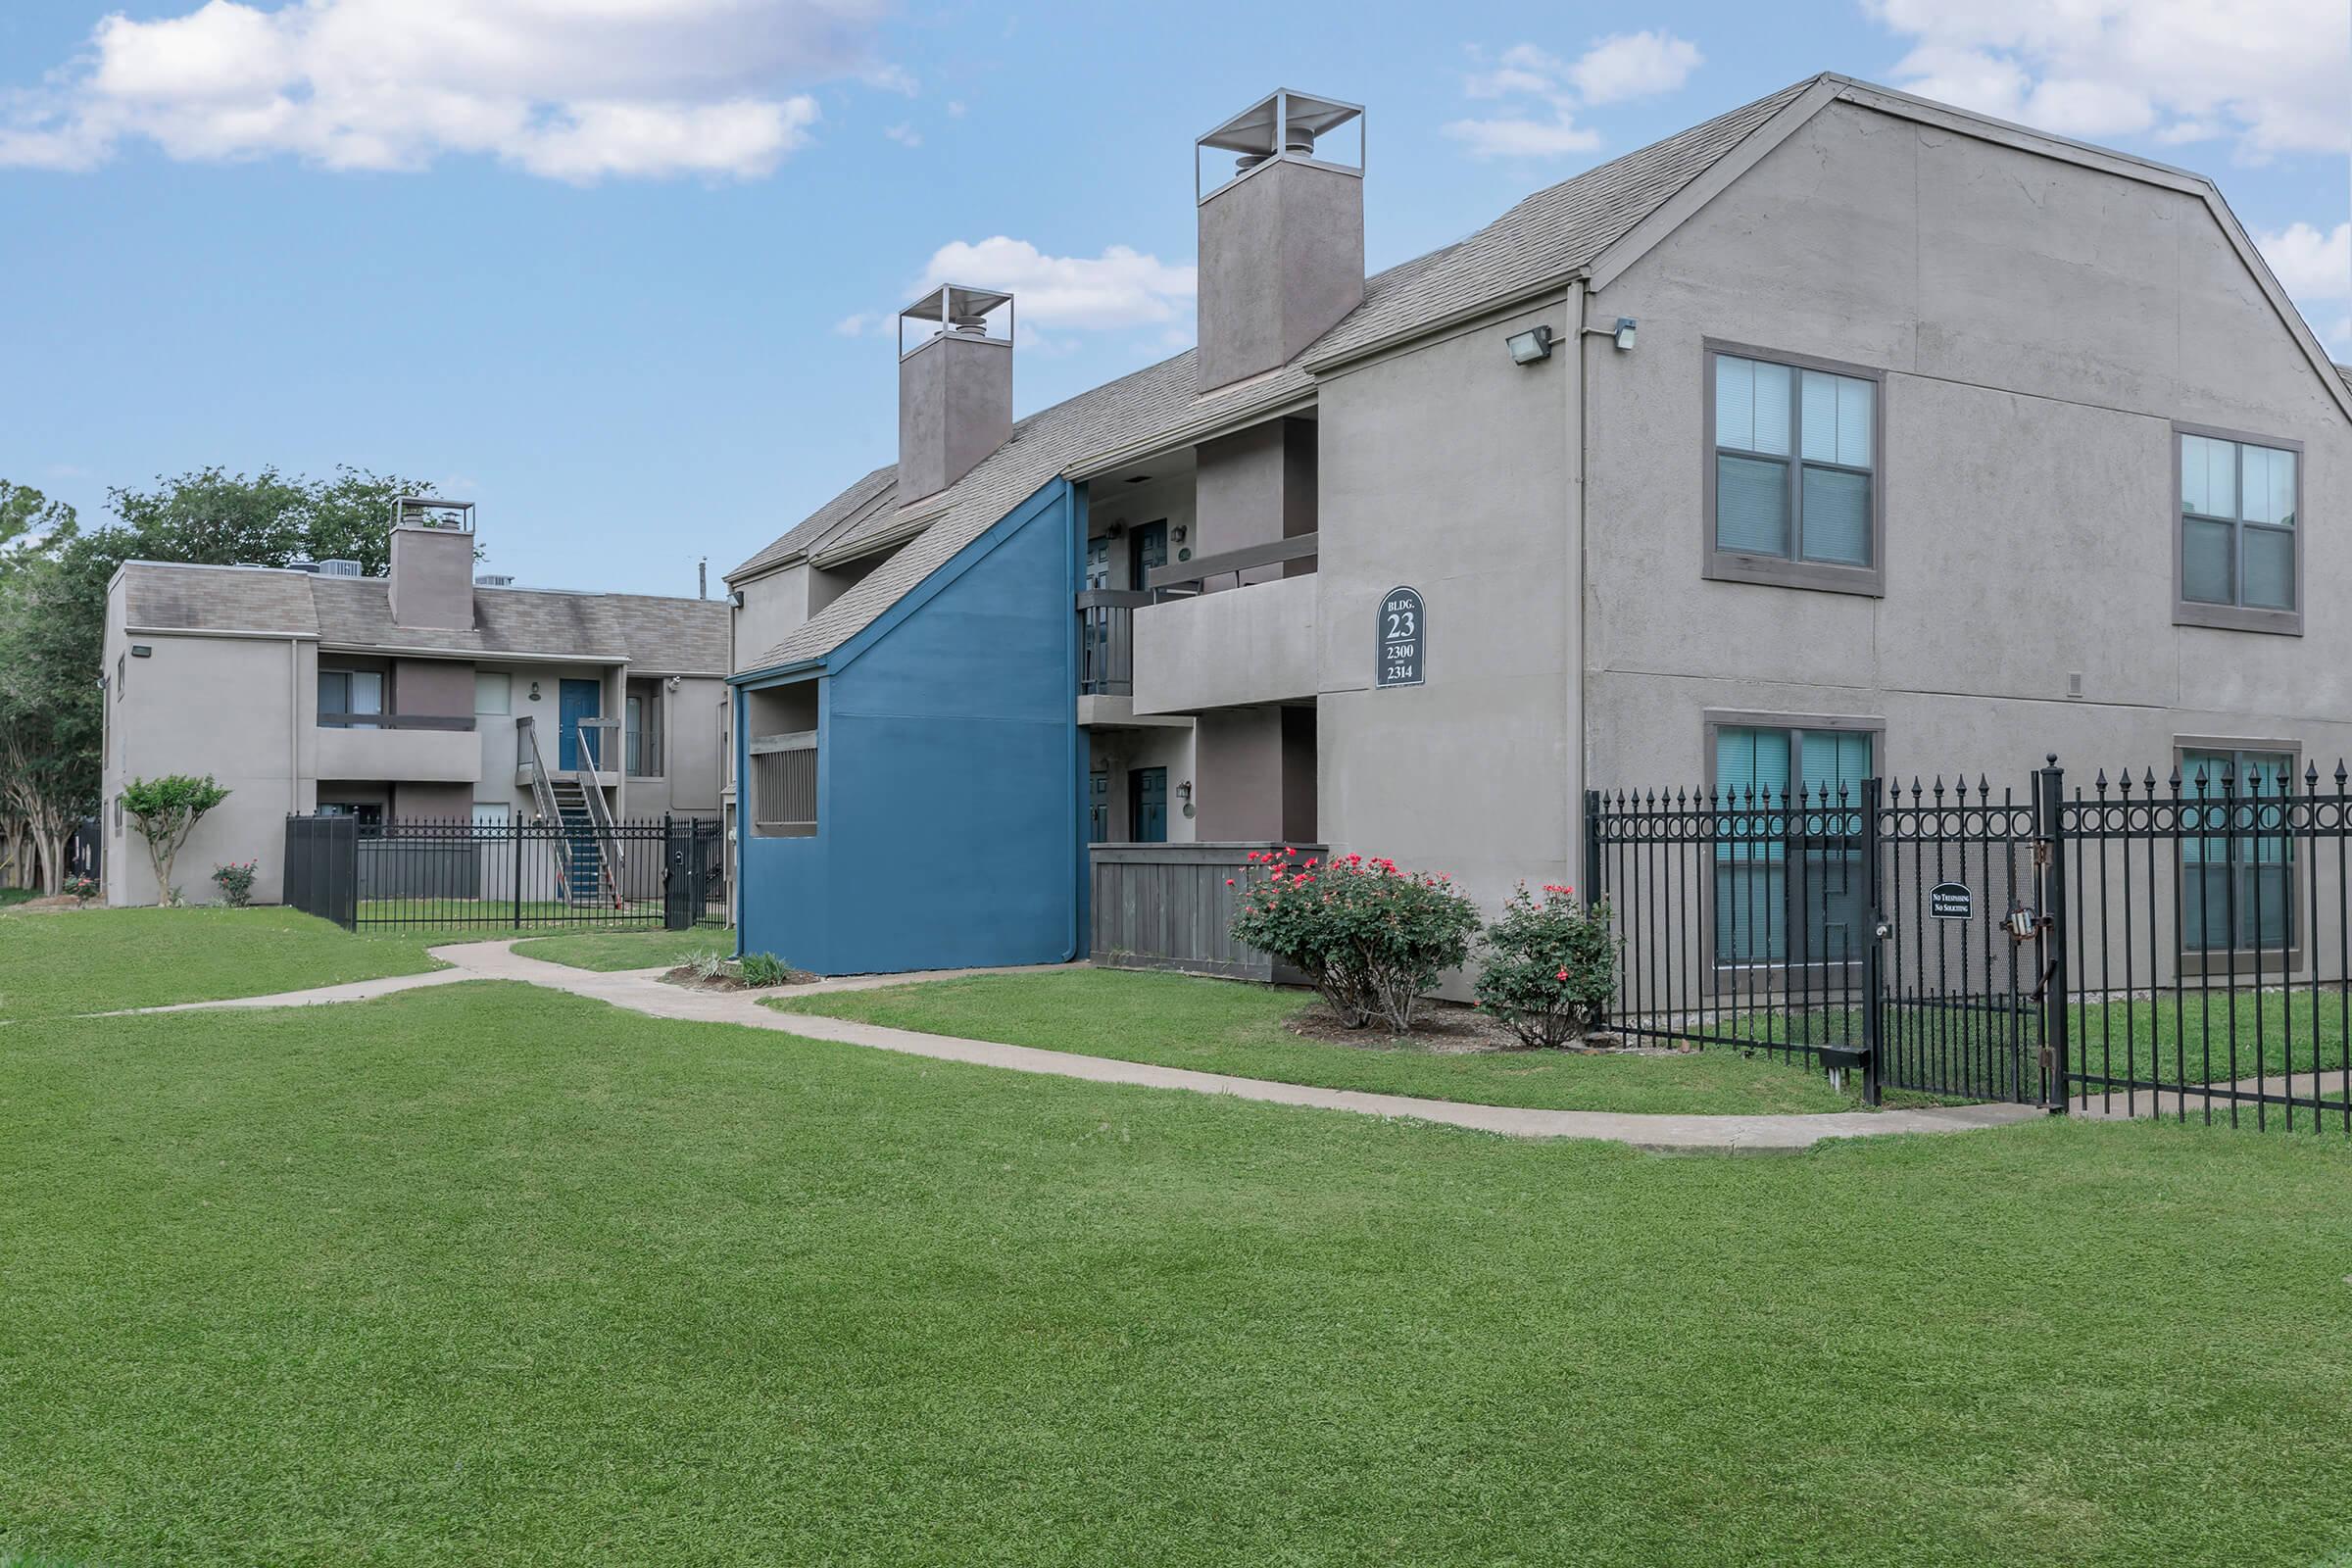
[121,563,729,674]
[737,77,1818,671]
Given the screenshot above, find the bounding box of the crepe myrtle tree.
[121,774,230,906]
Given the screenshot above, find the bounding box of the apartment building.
[725,74,2352,978]
[102,502,729,906]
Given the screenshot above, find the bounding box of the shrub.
[736,952,796,988]
[1473,883,1620,1048]
[686,949,729,982]
[210,860,259,907]
[63,874,99,903]
[1229,849,1481,1033]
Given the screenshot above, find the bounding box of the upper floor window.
[1705,344,1883,596]
[475,671,512,715]
[2178,427,2300,634]
[318,668,383,729]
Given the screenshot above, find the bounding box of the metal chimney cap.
[897,283,1014,361]
[392,496,475,532]
[1197,89,1362,203]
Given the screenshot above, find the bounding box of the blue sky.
[2,0,2345,595]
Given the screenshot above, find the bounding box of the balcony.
[1082,533,1318,722]
[314,713,479,783]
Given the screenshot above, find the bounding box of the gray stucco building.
[725,74,2352,976]
[102,506,730,906]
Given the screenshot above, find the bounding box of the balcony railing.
[318,711,476,731]
[1077,589,1152,696]
[1145,531,1318,596]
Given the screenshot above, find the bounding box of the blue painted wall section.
[734,479,1083,974]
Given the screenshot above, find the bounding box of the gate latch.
[2005,906,2049,944]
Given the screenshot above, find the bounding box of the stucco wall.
[1581,99,2352,800]
[731,562,811,675]
[103,626,310,906]
[1314,296,1579,913]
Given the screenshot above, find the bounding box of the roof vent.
[897,284,1015,504]
[1194,90,1364,392]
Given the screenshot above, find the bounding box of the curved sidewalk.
[418,942,2038,1152]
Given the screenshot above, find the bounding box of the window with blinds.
[1712,722,1874,968]
[2178,429,2299,633]
[1707,346,1883,594]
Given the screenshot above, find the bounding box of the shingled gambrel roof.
[737,71,2352,675]
[738,79,1817,672]
[119,563,729,674]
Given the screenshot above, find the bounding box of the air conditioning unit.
[317,559,363,577]
[475,574,515,588]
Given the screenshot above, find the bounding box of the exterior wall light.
[527,681,542,702]
[1612,317,1638,352]
[1504,324,1554,365]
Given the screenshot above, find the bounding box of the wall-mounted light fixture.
[1177,779,1194,807]
[1504,324,1554,366]
[129,644,153,659]
[527,680,543,702]
[1581,317,1638,353]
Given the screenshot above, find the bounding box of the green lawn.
[3,982,2349,1565]
[0,887,36,908]
[512,927,732,971]
[0,906,447,1021]
[352,899,667,935]
[773,967,1860,1115]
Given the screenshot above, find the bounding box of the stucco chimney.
[387,498,477,631]
[1195,90,1364,393]
[897,284,1014,504]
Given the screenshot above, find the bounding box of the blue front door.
[559,679,602,770]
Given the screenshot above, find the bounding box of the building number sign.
[1378,586,1425,689]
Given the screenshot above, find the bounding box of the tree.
[120,774,231,906]
[0,482,81,893]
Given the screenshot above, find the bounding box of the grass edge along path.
[0,906,447,1021]
[771,965,1860,1116]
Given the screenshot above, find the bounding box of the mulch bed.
[659,962,818,993]
[1284,997,1695,1057]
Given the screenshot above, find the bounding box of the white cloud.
[1443,113,1601,160]
[883,122,921,148]
[911,237,1196,331]
[1447,32,1701,161]
[2256,222,2351,301]
[833,312,881,336]
[0,0,902,181]
[1865,0,2351,159]
[1567,31,1703,106]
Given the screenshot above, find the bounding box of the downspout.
[1566,277,1590,892]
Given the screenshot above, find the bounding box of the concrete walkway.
[416,941,2036,1152]
[87,941,2044,1152]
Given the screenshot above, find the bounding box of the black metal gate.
[1593,755,2352,1132]
[1587,763,2066,1107]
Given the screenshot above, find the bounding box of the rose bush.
[210,859,259,908]
[1473,882,1619,1048]
[1228,848,1481,1032]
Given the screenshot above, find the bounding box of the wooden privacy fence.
[1090,842,1328,982]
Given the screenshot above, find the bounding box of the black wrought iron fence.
[282,813,726,934]
[1588,758,2352,1134]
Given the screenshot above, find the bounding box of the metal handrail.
[574,719,625,883]
[514,716,563,825]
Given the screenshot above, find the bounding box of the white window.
[475,671,513,715]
